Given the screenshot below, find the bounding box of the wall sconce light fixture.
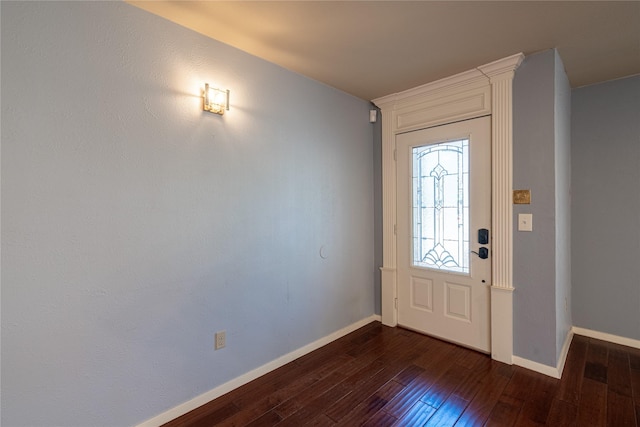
[203,83,230,115]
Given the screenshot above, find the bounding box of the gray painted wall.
[1,2,375,426]
[554,51,572,362]
[513,50,559,367]
[571,75,640,341]
[513,49,572,367]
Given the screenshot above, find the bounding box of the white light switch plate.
[518,213,533,231]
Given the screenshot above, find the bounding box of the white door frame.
[372,53,524,364]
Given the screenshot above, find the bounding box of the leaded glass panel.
[412,139,469,274]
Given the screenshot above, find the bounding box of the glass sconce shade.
[204,83,229,115]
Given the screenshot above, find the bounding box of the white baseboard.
[513,326,640,379]
[572,326,640,349]
[512,329,573,379]
[135,314,382,427]
[555,328,574,378]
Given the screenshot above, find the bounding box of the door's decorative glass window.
[412,139,469,274]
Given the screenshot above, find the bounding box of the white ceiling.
[128,1,640,101]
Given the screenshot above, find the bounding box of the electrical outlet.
[215,331,226,350]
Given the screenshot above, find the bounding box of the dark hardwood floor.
[163,321,640,426]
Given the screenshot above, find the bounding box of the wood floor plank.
[451,356,493,402]
[420,363,472,409]
[362,409,397,427]
[382,371,440,418]
[243,411,281,427]
[274,386,345,426]
[392,364,426,387]
[587,339,610,364]
[325,363,408,422]
[413,339,458,372]
[334,379,404,426]
[163,326,638,427]
[277,355,391,426]
[630,352,640,370]
[393,401,437,426]
[168,401,239,427]
[585,340,609,384]
[219,353,355,426]
[455,347,487,369]
[576,378,607,427]
[484,394,524,426]
[632,368,640,406]
[229,362,314,411]
[423,394,468,427]
[275,380,361,423]
[453,364,512,427]
[513,373,558,426]
[608,347,633,397]
[307,414,336,426]
[545,399,578,427]
[585,361,609,384]
[274,371,346,419]
[606,391,636,427]
[557,335,589,404]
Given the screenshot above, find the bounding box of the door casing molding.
[372,53,524,364]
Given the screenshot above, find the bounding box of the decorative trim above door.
[373,53,524,364]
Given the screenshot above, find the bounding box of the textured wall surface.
[513,50,559,367]
[553,50,572,362]
[1,2,374,426]
[572,75,640,341]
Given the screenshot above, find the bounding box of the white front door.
[396,116,491,352]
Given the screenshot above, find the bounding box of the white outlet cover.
[518,213,533,231]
